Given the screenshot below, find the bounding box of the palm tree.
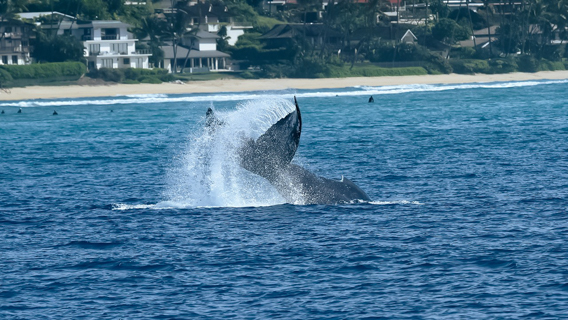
[481,0,494,56]
[0,0,29,21]
[134,16,166,68]
[179,26,200,73]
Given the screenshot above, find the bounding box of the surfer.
[17,108,22,113]
[53,110,58,115]
[368,96,374,103]
[1,110,4,114]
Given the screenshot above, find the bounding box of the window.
[111,43,128,54]
[2,56,7,64]
[102,28,118,40]
[102,58,113,68]
[89,44,100,55]
[123,58,130,65]
[12,56,17,64]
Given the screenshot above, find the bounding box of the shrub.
[325,65,427,78]
[517,55,539,72]
[292,57,331,78]
[239,71,259,79]
[88,68,169,83]
[260,63,293,78]
[538,60,565,71]
[139,76,162,84]
[450,59,489,74]
[0,62,86,79]
[488,58,518,73]
[160,73,175,82]
[88,68,125,82]
[0,68,13,85]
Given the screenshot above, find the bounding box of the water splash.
[161,98,297,208]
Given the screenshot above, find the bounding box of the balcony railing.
[101,35,119,40]
[135,49,152,55]
[90,50,150,56]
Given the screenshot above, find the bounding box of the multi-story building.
[0,20,34,65]
[46,20,151,70]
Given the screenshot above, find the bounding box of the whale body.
[206,98,370,205]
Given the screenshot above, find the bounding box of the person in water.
[1,110,4,114]
[368,96,374,103]
[17,108,22,113]
[53,110,58,115]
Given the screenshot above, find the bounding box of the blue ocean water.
[1,79,568,319]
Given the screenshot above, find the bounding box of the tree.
[133,16,166,67]
[432,18,470,44]
[34,32,85,62]
[0,0,29,20]
[216,25,230,52]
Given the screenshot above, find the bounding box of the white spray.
[161,98,297,208]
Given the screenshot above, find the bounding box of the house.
[0,20,35,65]
[459,25,499,53]
[176,2,253,46]
[44,20,151,70]
[400,29,417,44]
[159,30,230,73]
[259,24,342,50]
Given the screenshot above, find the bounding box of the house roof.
[401,29,417,41]
[176,3,232,19]
[194,30,220,39]
[18,11,76,21]
[474,25,499,36]
[44,20,131,29]
[459,37,496,48]
[160,44,230,59]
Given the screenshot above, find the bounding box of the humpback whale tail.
[167,97,370,207]
[235,96,370,204]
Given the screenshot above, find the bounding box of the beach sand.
[2,71,568,101]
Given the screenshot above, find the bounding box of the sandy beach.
[2,71,568,101]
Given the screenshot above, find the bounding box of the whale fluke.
[230,96,370,204]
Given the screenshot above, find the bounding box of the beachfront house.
[44,20,151,70]
[159,30,231,73]
[0,20,35,65]
[260,24,342,50]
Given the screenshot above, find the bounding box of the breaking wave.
[2,79,566,108]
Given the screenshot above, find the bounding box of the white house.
[160,30,230,73]
[47,20,151,70]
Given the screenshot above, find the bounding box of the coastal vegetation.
[0,0,566,87]
[0,62,87,87]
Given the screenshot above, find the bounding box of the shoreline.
[2,70,568,101]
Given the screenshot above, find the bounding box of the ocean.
[1,79,568,319]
